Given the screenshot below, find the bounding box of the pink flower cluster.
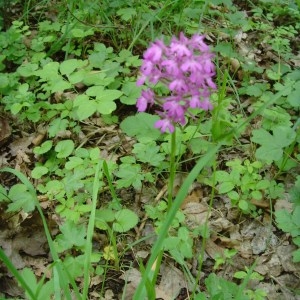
[136,33,216,133]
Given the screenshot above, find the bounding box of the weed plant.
[0,0,299,299]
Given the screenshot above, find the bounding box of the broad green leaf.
[68,69,86,84]
[7,184,36,212]
[62,169,85,194]
[34,61,59,80]
[287,82,300,107]
[120,82,142,105]
[251,127,296,163]
[218,182,235,194]
[238,199,249,211]
[115,164,144,190]
[214,42,236,58]
[55,140,75,158]
[228,191,239,201]
[25,269,54,299]
[0,74,9,89]
[45,180,65,197]
[163,237,180,250]
[60,59,85,76]
[95,98,117,114]
[55,220,86,252]
[11,103,25,114]
[95,208,115,229]
[292,249,300,263]
[190,138,212,154]
[245,83,267,97]
[95,209,115,222]
[266,69,281,80]
[275,209,297,234]
[75,148,90,158]
[256,179,270,190]
[120,113,161,141]
[234,271,247,279]
[17,63,38,77]
[89,51,107,68]
[205,273,238,298]
[34,140,53,155]
[96,89,123,102]
[71,28,94,38]
[113,209,139,232]
[215,170,231,182]
[50,78,72,93]
[65,157,84,170]
[86,86,104,96]
[74,94,90,106]
[75,100,96,120]
[292,206,300,228]
[117,8,137,21]
[48,118,69,137]
[60,59,78,75]
[63,256,85,278]
[31,166,49,179]
[82,71,110,86]
[89,148,100,160]
[251,190,262,200]
[132,142,165,167]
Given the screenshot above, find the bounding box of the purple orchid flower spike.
[136,32,216,133]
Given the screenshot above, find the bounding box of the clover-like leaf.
[132,141,165,166]
[59,59,86,76]
[287,81,300,107]
[112,209,139,233]
[73,94,96,120]
[275,208,300,237]
[55,220,86,252]
[48,118,69,137]
[95,208,115,230]
[55,140,75,158]
[7,184,36,212]
[120,113,160,141]
[95,98,117,114]
[251,126,296,164]
[115,163,144,190]
[120,82,142,105]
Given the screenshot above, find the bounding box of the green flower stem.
[167,130,177,211]
[148,131,177,297]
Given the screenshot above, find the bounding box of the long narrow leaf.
[82,159,102,298]
[0,248,36,299]
[133,143,220,299]
[0,168,78,299]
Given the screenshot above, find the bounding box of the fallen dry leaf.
[182,202,209,228]
[205,238,225,259]
[274,198,293,213]
[157,263,187,300]
[0,117,11,144]
[251,226,278,255]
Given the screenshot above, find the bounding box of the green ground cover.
[0,0,299,299]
